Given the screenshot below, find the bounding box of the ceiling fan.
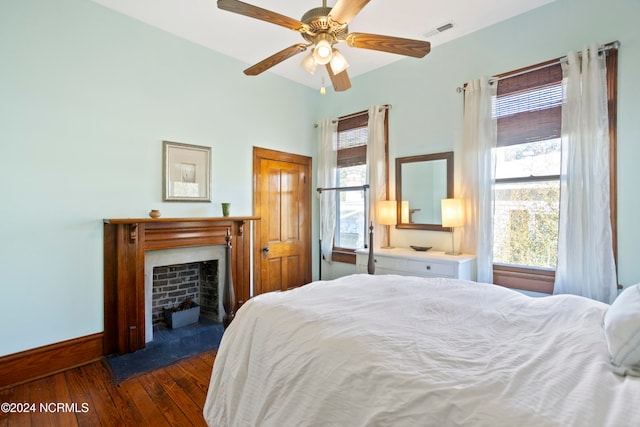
[217,0,431,92]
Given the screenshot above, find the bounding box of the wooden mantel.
[103,216,259,355]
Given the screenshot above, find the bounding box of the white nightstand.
[355,247,476,281]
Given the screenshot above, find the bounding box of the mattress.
[204,274,640,426]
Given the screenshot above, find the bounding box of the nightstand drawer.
[371,255,403,270]
[406,260,455,277]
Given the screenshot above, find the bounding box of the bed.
[203,273,640,426]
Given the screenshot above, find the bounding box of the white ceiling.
[91,0,555,89]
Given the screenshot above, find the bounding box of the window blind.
[337,111,368,167]
[496,63,563,147]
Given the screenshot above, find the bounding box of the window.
[332,110,388,263]
[492,64,562,288]
[334,112,368,256]
[492,48,618,293]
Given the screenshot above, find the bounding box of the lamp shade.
[441,198,464,228]
[329,48,349,74]
[301,52,317,75]
[377,200,397,226]
[400,200,409,223]
[313,39,332,65]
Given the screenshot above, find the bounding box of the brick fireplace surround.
[103,216,258,355]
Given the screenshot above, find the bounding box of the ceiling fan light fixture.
[329,48,349,75]
[313,39,333,65]
[217,0,432,92]
[301,52,317,75]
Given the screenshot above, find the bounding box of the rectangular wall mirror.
[395,151,453,231]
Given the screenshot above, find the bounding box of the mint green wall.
[0,0,318,356]
[317,0,640,284]
[2,0,639,357]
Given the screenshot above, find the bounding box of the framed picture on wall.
[163,140,211,202]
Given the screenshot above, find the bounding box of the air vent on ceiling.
[423,22,455,38]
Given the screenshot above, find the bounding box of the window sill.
[331,249,356,264]
[493,264,555,294]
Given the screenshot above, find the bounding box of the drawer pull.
[426,265,431,270]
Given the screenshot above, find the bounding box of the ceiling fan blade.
[329,0,371,25]
[244,44,308,76]
[325,64,351,92]
[346,32,431,58]
[218,0,307,32]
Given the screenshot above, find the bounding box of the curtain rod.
[317,184,369,193]
[339,104,391,120]
[313,104,391,128]
[456,41,619,93]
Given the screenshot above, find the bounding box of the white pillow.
[604,284,640,376]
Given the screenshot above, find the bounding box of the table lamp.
[377,200,397,249]
[441,198,464,255]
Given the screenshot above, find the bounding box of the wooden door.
[253,147,312,295]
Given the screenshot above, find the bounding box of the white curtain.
[367,105,387,248]
[554,44,617,303]
[318,118,338,262]
[460,77,497,283]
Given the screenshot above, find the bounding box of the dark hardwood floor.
[0,349,217,426]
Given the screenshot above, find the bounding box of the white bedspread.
[204,274,640,426]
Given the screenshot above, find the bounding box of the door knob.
[262,245,270,259]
